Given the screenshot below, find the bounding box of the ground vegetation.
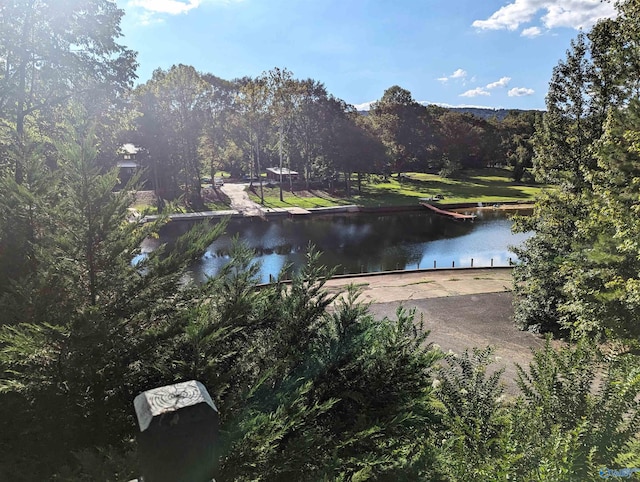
[0,1,639,480]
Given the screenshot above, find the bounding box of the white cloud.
[472,0,617,32]
[460,88,491,98]
[486,76,511,89]
[508,87,535,96]
[542,2,616,29]
[127,0,241,18]
[521,26,542,37]
[437,69,468,83]
[128,0,202,15]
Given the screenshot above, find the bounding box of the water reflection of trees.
[156,211,517,279]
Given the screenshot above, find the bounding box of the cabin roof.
[266,167,298,175]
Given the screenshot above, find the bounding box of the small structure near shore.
[266,167,298,181]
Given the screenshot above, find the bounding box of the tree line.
[0,0,540,211]
[128,66,541,209]
[0,0,638,480]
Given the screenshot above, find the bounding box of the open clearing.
[326,268,553,393]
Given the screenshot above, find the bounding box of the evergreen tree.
[0,123,223,479]
[514,0,640,342]
[512,29,619,334]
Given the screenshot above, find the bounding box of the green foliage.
[0,0,137,181]
[513,2,640,340]
[2,3,640,478]
[1,127,639,480]
[0,127,224,480]
[559,99,640,346]
[435,347,513,480]
[0,136,60,324]
[208,253,445,481]
[432,339,640,482]
[52,444,138,482]
[134,65,212,208]
[512,339,640,480]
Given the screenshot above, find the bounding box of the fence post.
[434,260,436,269]
[452,261,455,268]
[471,258,474,268]
[491,258,494,267]
[134,380,219,482]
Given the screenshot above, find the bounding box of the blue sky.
[115,0,617,111]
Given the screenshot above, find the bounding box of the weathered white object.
[134,380,217,432]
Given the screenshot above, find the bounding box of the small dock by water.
[263,206,311,216]
[420,202,477,221]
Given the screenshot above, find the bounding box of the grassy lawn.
[134,168,546,211]
[248,186,353,209]
[351,169,544,206]
[250,168,546,208]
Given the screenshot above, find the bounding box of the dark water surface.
[144,209,531,284]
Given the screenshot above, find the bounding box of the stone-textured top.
[134,380,217,432]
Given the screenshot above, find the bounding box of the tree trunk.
[14,6,33,185]
[154,156,164,213]
[257,137,264,204]
[278,128,284,202]
[15,62,27,184]
[305,155,310,190]
[248,152,254,189]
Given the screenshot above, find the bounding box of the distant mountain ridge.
[358,106,541,120]
[446,107,531,121]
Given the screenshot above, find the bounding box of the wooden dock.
[420,202,477,221]
[287,207,311,215]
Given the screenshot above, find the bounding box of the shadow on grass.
[357,171,541,205]
[248,169,543,208]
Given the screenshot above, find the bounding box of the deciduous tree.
[134,65,210,208]
[0,0,137,181]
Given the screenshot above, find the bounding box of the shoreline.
[142,200,534,223]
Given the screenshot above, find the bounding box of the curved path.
[220,182,264,217]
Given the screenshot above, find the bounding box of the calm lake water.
[143,208,531,284]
